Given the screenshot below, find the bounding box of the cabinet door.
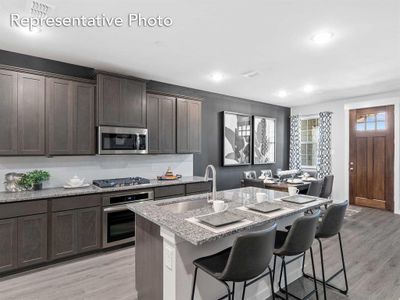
[0,218,18,272]
[46,78,74,155]
[147,94,160,153]
[17,73,45,155]
[77,207,101,253]
[159,96,176,153]
[97,74,122,126]
[74,82,95,154]
[121,78,146,128]
[177,98,202,153]
[0,70,18,155]
[51,210,77,260]
[188,100,202,153]
[17,214,47,268]
[177,98,189,153]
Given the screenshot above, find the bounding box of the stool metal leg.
[219,280,232,300]
[317,238,327,300]
[191,267,198,300]
[232,282,235,299]
[303,233,349,297]
[242,281,246,300]
[309,247,319,300]
[338,232,349,294]
[283,258,289,300]
[268,266,275,300]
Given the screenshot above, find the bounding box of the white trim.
[344,97,400,214]
[299,114,319,120]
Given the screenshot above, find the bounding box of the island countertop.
[127,187,331,246]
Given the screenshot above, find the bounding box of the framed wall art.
[253,116,276,164]
[223,111,252,166]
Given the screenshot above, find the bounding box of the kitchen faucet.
[204,164,217,202]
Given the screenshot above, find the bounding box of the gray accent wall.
[0,50,290,191]
[147,82,290,190]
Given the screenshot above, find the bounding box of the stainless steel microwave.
[98,126,148,155]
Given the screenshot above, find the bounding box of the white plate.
[287,179,303,184]
[302,177,317,182]
[63,183,90,189]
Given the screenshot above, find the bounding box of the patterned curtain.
[316,112,333,178]
[289,115,301,170]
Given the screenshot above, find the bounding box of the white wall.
[291,90,400,213]
[0,154,193,192]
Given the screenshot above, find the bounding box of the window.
[356,112,386,131]
[300,118,319,168]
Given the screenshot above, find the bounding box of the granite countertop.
[127,187,332,246]
[0,176,208,203]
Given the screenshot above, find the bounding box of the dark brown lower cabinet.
[77,207,101,253]
[51,210,78,260]
[0,218,18,272]
[17,214,47,268]
[51,206,101,260]
[0,214,47,272]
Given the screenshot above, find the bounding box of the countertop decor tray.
[246,202,282,213]
[196,211,244,227]
[281,195,317,204]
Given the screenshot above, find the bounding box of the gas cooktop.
[92,177,151,188]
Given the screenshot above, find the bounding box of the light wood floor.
[1,206,399,300]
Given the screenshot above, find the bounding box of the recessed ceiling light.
[210,72,224,82]
[303,84,316,93]
[311,31,334,44]
[276,90,289,98]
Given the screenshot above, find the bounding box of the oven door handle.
[103,201,151,212]
[103,205,130,212]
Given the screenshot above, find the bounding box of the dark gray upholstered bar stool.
[191,224,277,300]
[306,180,324,197]
[273,211,320,300]
[302,201,348,300]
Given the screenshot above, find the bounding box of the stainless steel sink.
[158,198,210,214]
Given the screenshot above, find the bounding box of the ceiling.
[0,0,399,107]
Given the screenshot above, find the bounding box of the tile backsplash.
[0,154,193,191]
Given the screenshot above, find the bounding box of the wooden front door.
[349,105,394,211]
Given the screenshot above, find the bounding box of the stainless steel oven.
[102,189,154,248]
[98,126,148,155]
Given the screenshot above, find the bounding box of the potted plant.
[18,170,50,191]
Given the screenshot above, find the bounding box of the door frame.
[344,98,400,214]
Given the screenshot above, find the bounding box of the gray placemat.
[196,211,245,227]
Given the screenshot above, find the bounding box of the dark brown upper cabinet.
[0,69,18,155]
[17,73,46,155]
[46,78,95,155]
[177,98,202,153]
[0,70,45,155]
[97,73,146,128]
[147,93,176,154]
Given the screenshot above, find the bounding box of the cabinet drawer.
[154,185,185,199]
[0,200,47,219]
[52,195,101,212]
[186,182,212,195]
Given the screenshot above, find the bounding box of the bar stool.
[273,211,320,300]
[191,224,277,300]
[302,201,348,300]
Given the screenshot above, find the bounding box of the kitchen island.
[128,187,331,300]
